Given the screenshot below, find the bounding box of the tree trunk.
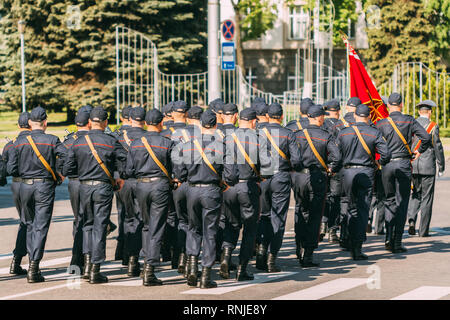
[232,3,245,75]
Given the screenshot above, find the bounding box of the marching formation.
[0,93,445,290]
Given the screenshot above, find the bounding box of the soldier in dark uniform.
[7,107,67,283]
[408,100,445,237]
[113,105,132,263]
[170,106,203,274]
[337,104,391,259]
[294,105,341,267]
[376,93,431,253]
[220,108,260,281]
[172,110,237,288]
[343,97,361,125]
[162,102,175,130]
[116,107,148,276]
[2,112,31,275]
[321,99,346,243]
[63,107,127,284]
[256,103,302,272]
[63,109,91,273]
[208,98,225,133]
[160,101,189,267]
[285,98,313,132]
[125,109,175,286]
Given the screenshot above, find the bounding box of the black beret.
[130,107,146,121]
[324,99,340,111]
[388,93,402,106]
[162,102,174,116]
[75,111,90,126]
[223,103,238,115]
[268,103,283,119]
[201,109,217,128]
[347,97,361,107]
[121,106,132,119]
[240,108,257,121]
[254,102,269,116]
[209,98,225,113]
[307,104,329,118]
[90,107,108,122]
[172,100,189,113]
[355,104,370,117]
[300,98,314,114]
[417,100,437,110]
[187,106,203,120]
[79,105,93,115]
[145,109,163,125]
[18,112,30,128]
[30,106,47,122]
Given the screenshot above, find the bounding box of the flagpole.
[339,31,350,112]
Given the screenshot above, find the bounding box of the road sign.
[221,42,235,70]
[221,20,235,41]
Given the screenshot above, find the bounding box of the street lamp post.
[18,20,26,113]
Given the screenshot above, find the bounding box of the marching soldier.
[63,109,91,273]
[343,97,361,125]
[408,100,445,237]
[337,104,391,260]
[117,107,148,276]
[285,98,313,132]
[321,99,346,243]
[63,106,127,284]
[113,105,132,263]
[7,107,67,283]
[162,102,175,130]
[125,109,175,286]
[220,108,260,281]
[256,103,302,272]
[2,112,31,275]
[160,101,189,267]
[376,93,431,253]
[170,106,203,274]
[293,105,341,267]
[172,110,237,288]
[255,101,269,129]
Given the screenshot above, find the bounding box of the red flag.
[344,38,389,123]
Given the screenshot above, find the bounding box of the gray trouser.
[12,181,29,258]
[135,179,170,265]
[68,179,83,258]
[20,180,56,261]
[408,174,436,236]
[173,182,189,251]
[81,183,114,264]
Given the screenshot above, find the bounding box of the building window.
[245,67,257,88]
[347,18,356,39]
[287,67,303,92]
[289,6,309,40]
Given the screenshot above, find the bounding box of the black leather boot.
[329,228,339,243]
[200,266,217,289]
[366,222,373,234]
[392,234,407,253]
[143,263,162,286]
[114,240,124,261]
[385,225,394,252]
[408,220,416,236]
[301,247,320,268]
[10,255,27,275]
[236,261,254,281]
[219,247,232,279]
[127,256,141,277]
[187,255,199,287]
[319,222,327,242]
[177,252,187,274]
[89,264,108,284]
[267,253,281,273]
[295,239,302,260]
[255,244,268,270]
[82,254,92,280]
[27,260,45,283]
[351,242,368,260]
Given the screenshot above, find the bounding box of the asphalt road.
[0,163,449,300]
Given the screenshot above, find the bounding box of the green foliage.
[423,0,450,63]
[0,0,206,115]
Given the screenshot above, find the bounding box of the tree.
[423,0,450,65]
[0,0,207,117]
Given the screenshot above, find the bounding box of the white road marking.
[0,283,73,300]
[272,278,367,300]
[181,272,297,295]
[0,254,13,261]
[0,256,72,275]
[391,286,450,300]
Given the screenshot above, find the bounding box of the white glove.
[438,171,444,177]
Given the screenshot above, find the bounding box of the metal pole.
[153,46,159,110]
[207,0,221,103]
[115,26,120,125]
[19,21,26,113]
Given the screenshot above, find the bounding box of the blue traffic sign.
[222,20,235,41]
[221,42,235,71]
